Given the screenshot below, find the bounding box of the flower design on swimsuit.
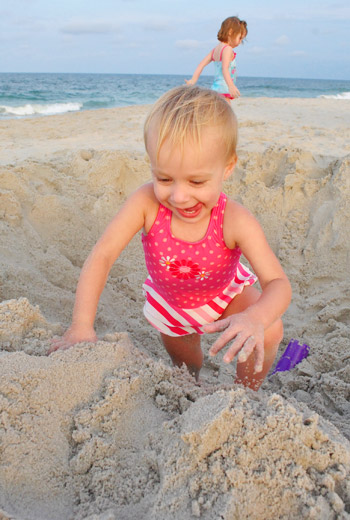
[159,256,175,270]
[169,259,200,279]
[195,270,211,280]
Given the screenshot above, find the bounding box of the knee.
[265,318,284,349]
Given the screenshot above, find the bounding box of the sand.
[0,97,350,519]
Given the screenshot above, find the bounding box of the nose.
[169,182,189,205]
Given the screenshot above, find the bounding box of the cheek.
[153,183,167,201]
[201,186,222,205]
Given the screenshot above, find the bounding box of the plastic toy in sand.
[270,339,310,375]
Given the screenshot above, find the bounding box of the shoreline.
[1,97,349,166]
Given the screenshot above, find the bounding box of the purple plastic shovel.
[270,339,310,375]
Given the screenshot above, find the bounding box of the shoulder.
[212,43,226,61]
[223,196,261,248]
[127,182,156,206]
[133,181,156,200]
[224,196,255,223]
[132,182,160,233]
[120,183,158,223]
[221,45,234,58]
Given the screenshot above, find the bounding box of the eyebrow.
[152,168,212,177]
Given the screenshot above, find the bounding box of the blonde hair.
[217,16,242,42]
[144,85,238,162]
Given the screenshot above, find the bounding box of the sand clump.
[0,99,350,518]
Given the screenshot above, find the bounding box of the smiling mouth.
[176,203,202,217]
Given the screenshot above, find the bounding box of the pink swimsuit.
[142,193,256,336]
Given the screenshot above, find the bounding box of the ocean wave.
[319,91,350,100]
[0,102,82,117]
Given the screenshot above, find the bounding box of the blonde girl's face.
[147,126,236,227]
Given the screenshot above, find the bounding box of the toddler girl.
[50,86,291,390]
[185,17,247,101]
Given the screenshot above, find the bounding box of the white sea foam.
[0,102,82,117]
[319,91,350,100]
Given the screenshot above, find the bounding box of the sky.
[0,0,349,80]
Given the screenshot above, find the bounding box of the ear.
[223,154,237,180]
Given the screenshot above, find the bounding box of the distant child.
[185,16,247,101]
[49,86,291,390]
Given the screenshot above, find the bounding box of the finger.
[222,333,245,363]
[209,328,242,357]
[254,341,265,373]
[48,343,61,354]
[50,337,64,346]
[237,335,256,363]
[48,342,65,354]
[49,342,72,354]
[203,318,230,335]
[49,338,66,350]
[48,338,72,354]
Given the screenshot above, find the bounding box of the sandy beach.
[1,97,350,519]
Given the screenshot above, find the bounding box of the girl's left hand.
[202,313,264,373]
[229,85,240,99]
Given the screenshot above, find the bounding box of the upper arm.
[221,46,233,70]
[223,200,288,287]
[197,51,213,70]
[92,183,156,267]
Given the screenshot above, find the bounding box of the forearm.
[71,248,113,328]
[243,278,292,329]
[222,68,235,90]
[190,64,205,83]
[189,53,212,83]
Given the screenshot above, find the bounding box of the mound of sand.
[1,99,350,519]
[0,298,349,520]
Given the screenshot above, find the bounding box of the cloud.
[290,50,307,57]
[60,14,182,37]
[141,17,173,31]
[61,20,120,35]
[175,39,202,50]
[247,46,265,55]
[1,14,49,33]
[275,35,290,46]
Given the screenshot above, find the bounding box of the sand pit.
[1,98,350,518]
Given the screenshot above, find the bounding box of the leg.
[160,332,203,381]
[219,286,283,390]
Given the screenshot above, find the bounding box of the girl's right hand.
[48,325,97,354]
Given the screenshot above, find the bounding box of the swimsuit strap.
[212,192,226,229]
[219,44,230,61]
[206,192,227,244]
[212,45,231,62]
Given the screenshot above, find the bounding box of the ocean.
[0,72,349,119]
